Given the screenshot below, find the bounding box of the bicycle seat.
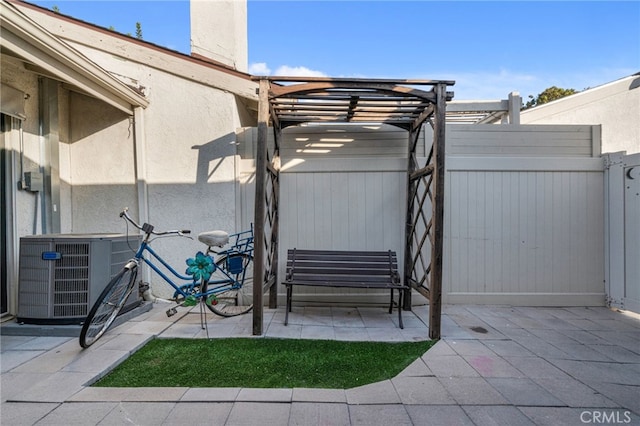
[198,230,229,247]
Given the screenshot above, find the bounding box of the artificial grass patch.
[94,337,435,389]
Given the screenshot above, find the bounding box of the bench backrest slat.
[292,274,394,283]
[290,267,395,276]
[285,248,402,287]
[286,260,397,268]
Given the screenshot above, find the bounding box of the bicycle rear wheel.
[207,253,253,317]
[79,265,138,348]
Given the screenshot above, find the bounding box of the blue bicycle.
[79,208,254,348]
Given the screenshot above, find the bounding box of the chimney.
[190,0,248,72]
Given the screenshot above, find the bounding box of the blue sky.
[28,1,640,100]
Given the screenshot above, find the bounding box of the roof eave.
[1,0,148,114]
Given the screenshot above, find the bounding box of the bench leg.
[389,289,404,329]
[397,289,404,329]
[388,289,394,314]
[284,285,292,326]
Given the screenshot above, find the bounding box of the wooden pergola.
[250,76,454,340]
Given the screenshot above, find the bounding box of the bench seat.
[283,248,409,328]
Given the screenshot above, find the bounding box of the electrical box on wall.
[23,171,43,192]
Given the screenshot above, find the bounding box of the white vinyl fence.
[443,125,605,306]
[238,123,606,307]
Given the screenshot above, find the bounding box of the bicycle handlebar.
[120,208,191,237]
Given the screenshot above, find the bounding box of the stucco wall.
[65,91,138,233]
[521,76,640,155]
[5,20,252,302]
[2,0,261,318]
[59,40,246,298]
[140,69,240,298]
[1,56,44,236]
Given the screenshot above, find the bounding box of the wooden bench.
[283,249,409,328]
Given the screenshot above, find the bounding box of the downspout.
[2,84,28,317]
[132,106,151,288]
[38,77,61,234]
[7,117,21,316]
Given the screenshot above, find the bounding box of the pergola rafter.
[251,76,454,339]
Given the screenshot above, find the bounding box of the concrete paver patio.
[1,303,639,425]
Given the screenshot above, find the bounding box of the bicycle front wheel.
[207,253,254,317]
[79,265,138,348]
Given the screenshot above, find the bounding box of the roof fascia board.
[2,1,148,113]
[13,2,258,102]
[2,29,138,114]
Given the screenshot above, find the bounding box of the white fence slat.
[446,124,597,157]
[296,174,314,247]
[385,172,406,254]
[313,173,333,249]
[330,173,351,251]
[348,173,366,250]
[448,157,604,172]
[365,173,384,249]
[280,157,406,173]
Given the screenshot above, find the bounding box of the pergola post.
[253,78,282,335]
[252,78,270,335]
[403,83,448,340]
[429,83,447,340]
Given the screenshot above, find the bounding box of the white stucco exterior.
[52,25,254,297]
[1,56,42,237]
[521,74,640,155]
[2,0,258,309]
[190,0,248,72]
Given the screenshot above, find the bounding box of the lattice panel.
[261,126,280,295]
[407,167,434,295]
[405,130,436,299]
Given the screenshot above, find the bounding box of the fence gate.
[605,152,640,314]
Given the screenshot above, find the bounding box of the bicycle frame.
[120,209,254,301]
[139,244,227,295]
[140,241,255,301]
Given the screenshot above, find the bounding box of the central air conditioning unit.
[17,234,142,325]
